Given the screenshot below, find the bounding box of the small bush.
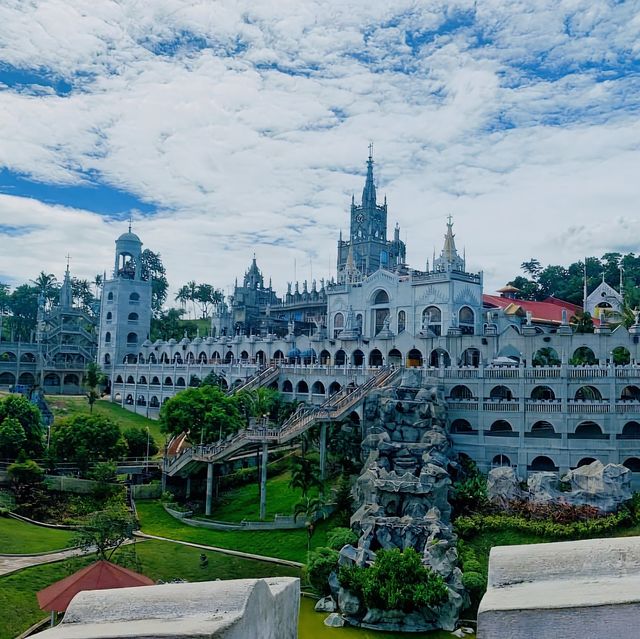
[326,527,358,550]
[462,571,485,609]
[339,547,448,613]
[306,547,339,595]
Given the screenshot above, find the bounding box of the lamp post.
[145,426,150,473]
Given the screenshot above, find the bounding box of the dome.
[116,231,142,244]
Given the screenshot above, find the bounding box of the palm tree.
[31,272,58,309]
[187,281,198,319]
[294,495,328,551]
[84,362,105,412]
[520,258,542,279]
[289,454,323,498]
[93,274,103,298]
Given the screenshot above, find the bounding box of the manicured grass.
[137,500,332,564]
[0,540,299,639]
[48,396,165,449]
[0,516,75,554]
[207,472,311,523]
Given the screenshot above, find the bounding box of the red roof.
[37,560,154,612]
[483,294,587,325]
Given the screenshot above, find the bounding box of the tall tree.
[520,258,542,279]
[140,249,168,316]
[31,272,58,309]
[195,284,223,318]
[84,362,105,413]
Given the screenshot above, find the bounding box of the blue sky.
[0,0,639,296]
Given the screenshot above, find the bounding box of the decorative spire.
[361,144,377,209]
[433,216,465,272]
[128,215,133,233]
[59,256,73,308]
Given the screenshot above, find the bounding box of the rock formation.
[487,466,524,508]
[332,373,467,632]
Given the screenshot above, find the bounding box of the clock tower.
[337,147,406,282]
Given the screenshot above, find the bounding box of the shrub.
[306,547,339,595]
[326,527,358,550]
[339,548,448,613]
[123,427,159,458]
[451,459,490,517]
[462,571,485,609]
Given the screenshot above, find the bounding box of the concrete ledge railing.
[162,502,333,531]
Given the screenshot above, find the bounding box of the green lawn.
[48,397,165,449]
[137,500,332,564]
[0,540,299,639]
[0,517,75,554]
[206,472,311,523]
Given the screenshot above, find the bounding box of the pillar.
[319,422,328,482]
[205,462,214,516]
[185,476,191,499]
[259,442,268,520]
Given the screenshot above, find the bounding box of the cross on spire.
[128,215,133,233]
[447,213,453,226]
[368,142,374,161]
[65,254,71,272]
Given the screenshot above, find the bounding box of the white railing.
[567,401,610,414]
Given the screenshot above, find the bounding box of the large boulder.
[487,466,524,508]
[563,461,632,512]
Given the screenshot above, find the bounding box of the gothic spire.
[443,215,458,262]
[361,143,377,209]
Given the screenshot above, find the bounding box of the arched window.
[429,348,451,368]
[532,347,560,367]
[571,346,597,365]
[575,386,602,401]
[319,350,331,364]
[459,348,480,367]
[126,332,137,345]
[106,312,112,321]
[282,380,293,393]
[406,349,423,367]
[612,346,631,366]
[397,310,406,333]
[373,289,389,305]
[126,375,135,384]
[335,349,347,366]
[150,396,160,408]
[107,292,113,301]
[164,377,173,386]
[369,349,383,367]
[451,419,473,434]
[296,380,309,394]
[176,377,186,387]
[329,381,342,394]
[623,457,640,472]
[139,376,147,384]
[352,350,364,366]
[530,421,556,436]
[577,457,597,468]
[388,349,403,366]
[104,332,111,343]
[531,386,555,400]
[622,422,640,439]
[148,353,157,364]
[490,385,513,401]
[490,420,513,434]
[492,454,511,467]
[459,306,475,335]
[621,386,640,401]
[273,350,284,362]
[422,306,442,336]
[115,375,124,383]
[333,313,344,338]
[128,312,139,321]
[530,456,557,471]
[151,376,160,385]
[129,292,140,302]
[574,421,603,438]
[450,385,473,400]
[103,354,111,365]
[312,381,325,395]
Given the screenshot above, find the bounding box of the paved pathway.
[134,531,304,568]
[0,547,88,577]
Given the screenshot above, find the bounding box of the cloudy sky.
[0,0,639,301]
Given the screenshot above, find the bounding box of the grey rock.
[487,466,524,508]
[324,613,345,627]
[338,587,362,615]
[315,596,336,612]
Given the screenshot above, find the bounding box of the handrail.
[165,366,400,474]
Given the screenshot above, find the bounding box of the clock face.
[356,213,365,223]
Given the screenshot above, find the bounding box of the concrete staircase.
[165,366,401,477]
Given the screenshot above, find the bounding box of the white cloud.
[0,0,638,301]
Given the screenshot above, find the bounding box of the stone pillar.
[205,462,214,516]
[319,422,328,482]
[185,476,191,499]
[260,441,268,520]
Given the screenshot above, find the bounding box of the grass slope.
[137,500,331,564]
[0,517,75,554]
[48,397,165,449]
[0,540,299,639]
[206,472,311,523]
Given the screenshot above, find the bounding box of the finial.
[368,142,373,161]
[128,215,133,233]
[447,213,453,226]
[65,253,71,272]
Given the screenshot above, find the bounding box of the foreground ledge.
[37,577,300,639]
[477,536,640,638]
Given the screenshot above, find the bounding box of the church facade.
[98,153,640,479]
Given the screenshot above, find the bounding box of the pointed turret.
[433,216,465,272]
[362,144,377,209]
[59,259,73,309]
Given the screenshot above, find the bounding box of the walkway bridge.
[225,365,279,395]
[164,366,400,478]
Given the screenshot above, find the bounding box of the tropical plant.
[294,495,328,551]
[84,362,105,413]
[0,394,44,456]
[72,506,137,560]
[306,547,339,594]
[289,454,323,498]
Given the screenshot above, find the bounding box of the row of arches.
[0,372,81,386]
[281,380,342,395]
[490,454,640,473]
[106,291,140,302]
[449,384,640,401]
[0,352,37,363]
[452,419,640,438]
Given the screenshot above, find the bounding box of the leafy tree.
[8,284,39,341]
[0,417,27,459]
[7,456,44,485]
[235,387,282,424]
[71,277,96,311]
[306,547,339,595]
[289,454,323,498]
[123,427,159,458]
[332,474,354,526]
[151,307,185,341]
[507,276,540,301]
[88,461,120,500]
[72,506,136,561]
[31,272,58,309]
[532,347,561,367]
[339,547,448,613]
[140,249,168,316]
[0,394,43,456]
[570,311,594,334]
[326,526,358,550]
[520,258,542,279]
[50,414,126,475]
[7,456,46,513]
[195,283,223,318]
[201,371,227,388]
[84,362,105,413]
[160,385,243,443]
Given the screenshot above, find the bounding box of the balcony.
[525,400,562,413]
[447,399,479,411]
[567,401,610,414]
[483,399,521,412]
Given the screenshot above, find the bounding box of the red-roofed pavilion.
[37,560,154,613]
